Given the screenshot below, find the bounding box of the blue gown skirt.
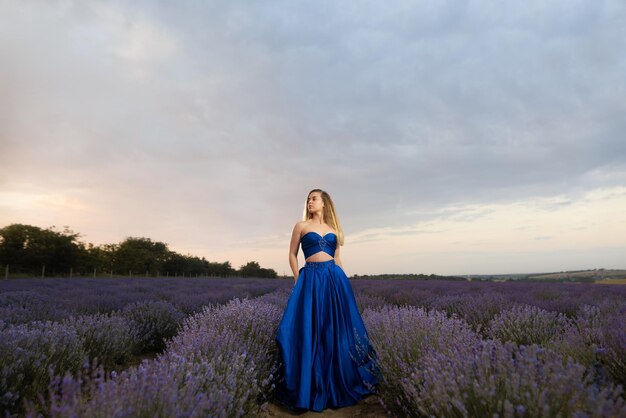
[274,259,379,412]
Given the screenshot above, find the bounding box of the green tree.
[163,251,187,276]
[0,223,277,279]
[80,242,118,275]
[114,237,169,275]
[0,223,85,276]
[207,260,235,276]
[238,261,278,278]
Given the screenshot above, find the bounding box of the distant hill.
[464,268,626,282]
[349,269,626,282]
[527,268,626,281]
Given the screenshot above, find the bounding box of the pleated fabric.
[274,259,379,412]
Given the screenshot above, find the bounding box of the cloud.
[343,186,626,274]
[1,0,625,273]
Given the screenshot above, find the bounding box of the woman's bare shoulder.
[293,220,308,231]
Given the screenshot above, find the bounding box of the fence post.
[110,270,113,278]
[145,270,148,278]
[4,265,8,280]
[129,270,132,278]
[70,267,73,278]
[93,268,96,278]
[42,265,45,278]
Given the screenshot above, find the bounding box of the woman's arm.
[288,222,303,283]
[334,244,346,273]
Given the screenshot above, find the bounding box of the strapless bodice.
[300,231,337,259]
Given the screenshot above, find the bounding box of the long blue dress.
[274,231,379,412]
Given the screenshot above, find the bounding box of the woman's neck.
[309,213,324,224]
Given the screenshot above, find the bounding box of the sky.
[1,0,625,276]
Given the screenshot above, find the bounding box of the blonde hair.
[302,188,345,246]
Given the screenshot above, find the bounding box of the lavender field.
[1,277,625,417]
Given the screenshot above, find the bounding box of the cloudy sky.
[1,0,625,276]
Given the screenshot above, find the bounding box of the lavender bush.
[602,308,626,387]
[2,277,625,416]
[26,355,261,418]
[362,302,626,418]
[61,313,137,370]
[254,287,291,310]
[361,304,481,416]
[0,291,72,326]
[0,277,292,316]
[550,304,605,373]
[354,291,388,313]
[487,303,572,347]
[163,298,284,409]
[117,300,185,353]
[352,280,626,318]
[412,341,626,418]
[27,298,284,418]
[0,321,85,415]
[429,292,513,333]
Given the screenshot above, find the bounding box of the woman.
[274,188,379,412]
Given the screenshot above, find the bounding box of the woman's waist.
[303,259,336,269]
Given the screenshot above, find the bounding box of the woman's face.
[307,192,324,214]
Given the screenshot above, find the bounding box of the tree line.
[352,273,466,281]
[0,223,278,278]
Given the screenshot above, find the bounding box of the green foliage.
[0,223,277,278]
[0,224,83,276]
[114,237,169,275]
[237,261,277,278]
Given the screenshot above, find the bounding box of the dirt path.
[259,395,388,417]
